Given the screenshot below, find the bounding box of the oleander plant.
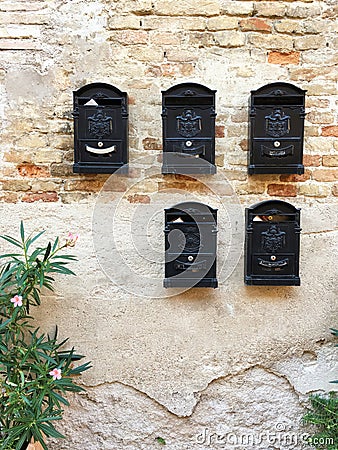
[0,223,91,450]
[303,328,338,450]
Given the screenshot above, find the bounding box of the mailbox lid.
[246,199,300,223]
[251,82,306,107]
[165,201,217,223]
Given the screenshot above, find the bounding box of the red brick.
[22,192,58,203]
[240,18,272,32]
[142,137,162,151]
[215,125,225,138]
[127,194,151,204]
[267,184,297,197]
[322,126,338,137]
[303,155,321,167]
[268,51,300,65]
[280,171,311,182]
[17,163,49,178]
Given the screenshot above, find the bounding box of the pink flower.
[10,295,23,308]
[66,232,79,247]
[49,368,62,380]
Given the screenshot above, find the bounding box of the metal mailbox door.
[73,83,128,174]
[245,200,301,286]
[162,83,216,174]
[249,82,306,175]
[164,201,218,288]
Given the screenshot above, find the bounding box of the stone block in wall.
[248,33,293,50]
[294,35,326,50]
[312,169,338,182]
[299,183,330,197]
[286,3,321,19]
[323,155,338,167]
[254,2,287,18]
[152,0,220,16]
[206,16,238,31]
[307,111,335,124]
[222,1,254,16]
[213,31,246,47]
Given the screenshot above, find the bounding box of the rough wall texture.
[0,0,337,449]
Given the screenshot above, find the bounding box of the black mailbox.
[162,83,216,174]
[245,200,301,286]
[73,83,128,173]
[248,82,306,175]
[164,201,218,288]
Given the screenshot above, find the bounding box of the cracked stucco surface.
[0,202,336,448]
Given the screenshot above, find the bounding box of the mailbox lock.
[274,141,281,148]
[98,141,104,148]
[271,255,277,261]
[185,140,193,147]
[268,215,273,221]
[188,255,194,262]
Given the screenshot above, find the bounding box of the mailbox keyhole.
[274,141,281,148]
[188,255,194,262]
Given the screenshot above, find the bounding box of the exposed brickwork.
[0,0,336,203]
[267,184,297,197]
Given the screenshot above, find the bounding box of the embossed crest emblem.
[176,109,202,138]
[177,226,201,253]
[88,107,113,139]
[265,108,290,138]
[261,224,286,253]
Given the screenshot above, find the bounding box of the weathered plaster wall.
[0,0,337,449]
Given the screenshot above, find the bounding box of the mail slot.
[245,200,301,286]
[162,83,216,174]
[248,82,306,175]
[164,201,218,288]
[73,82,128,173]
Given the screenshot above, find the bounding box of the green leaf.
[69,361,92,375]
[0,234,23,248]
[26,230,45,250]
[39,422,65,439]
[20,221,25,243]
[43,242,52,262]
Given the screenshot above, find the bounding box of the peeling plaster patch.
[5,69,56,106]
[49,368,312,449]
[272,345,338,394]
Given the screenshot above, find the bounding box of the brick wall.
[0,0,337,204]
